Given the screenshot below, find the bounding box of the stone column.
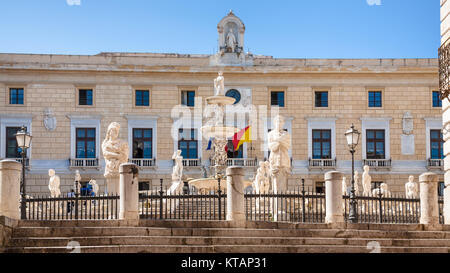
[419,172,439,225]
[0,160,22,220]
[325,171,344,224]
[441,0,450,225]
[119,163,139,223]
[106,177,120,196]
[226,167,245,226]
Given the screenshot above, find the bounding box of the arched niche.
[217,11,245,53]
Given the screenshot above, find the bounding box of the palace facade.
[0,12,443,195]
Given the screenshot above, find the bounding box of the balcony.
[182,158,202,167]
[362,159,392,171]
[308,158,337,171]
[210,158,258,167]
[129,158,157,169]
[427,158,444,171]
[69,158,100,170]
[439,39,450,101]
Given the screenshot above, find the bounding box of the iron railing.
[308,158,337,170]
[439,197,444,224]
[427,158,444,170]
[244,188,326,223]
[182,158,202,167]
[139,186,226,220]
[23,193,120,220]
[343,193,420,224]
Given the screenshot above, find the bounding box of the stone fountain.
[188,72,252,192]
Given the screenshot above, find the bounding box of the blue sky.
[0,0,441,58]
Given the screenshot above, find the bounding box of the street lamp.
[345,124,360,223]
[15,126,32,220]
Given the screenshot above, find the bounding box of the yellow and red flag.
[228,126,251,152]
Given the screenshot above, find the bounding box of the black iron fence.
[23,193,120,220]
[139,186,226,220]
[343,193,421,224]
[244,188,325,223]
[439,197,444,224]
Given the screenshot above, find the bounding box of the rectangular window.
[366,129,385,159]
[227,140,243,159]
[270,91,285,107]
[6,127,24,158]
[432,91,442,108]
[178,129,198,159]
[9,88,24,105]
[76,128,96,158]
[315,182,325,194]
[315,91,328,107]
[135,90,150,106]
[312,129,331,159]
[139,181,150,191]
[133,128,153,159]
[368,91,382,107]
[430,130,444,159]
[79,89,93,106]
[181,91,195,107]
[438,182,445,197]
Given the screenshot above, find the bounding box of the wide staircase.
[4,220,450,253]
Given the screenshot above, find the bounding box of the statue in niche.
[43,108,57,131]
[214,71,225,96]
[48,169,61,197]
[402,111,413,135]
[226,29,237,52]
[268,115,292,177]
[102,122,129,178]
[405,175,419,199]
[362,165,372,195]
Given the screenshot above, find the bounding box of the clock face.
[225,89,241,104]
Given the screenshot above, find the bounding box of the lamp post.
[345,124,360,223]
[15,126,32,220]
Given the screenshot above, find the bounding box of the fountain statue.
[169,150,183,195]
[268,115,291,193]
[405,175,419,199]
[48,169,61,198]
[362,165,372,195]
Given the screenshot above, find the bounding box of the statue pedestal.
[106,176,120,195]
[272,171,288,222]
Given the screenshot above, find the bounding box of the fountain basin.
[206,95,236,105]
[188,177,253,193]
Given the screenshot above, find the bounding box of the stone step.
[6,244,450,253]
[12,226,450,240]
[9,235,450,248]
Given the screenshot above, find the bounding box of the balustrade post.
[0,160,22,220]
[226,167,245,227]
[119,163,139,224]
[325,171,344,225]
[419,172,440,227]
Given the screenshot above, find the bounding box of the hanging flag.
[232,126,251,151]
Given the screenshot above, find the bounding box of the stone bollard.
[419,172,439,226]
[0,160,22,220]
[325,171,344,224]
[226,167,245,226]
[119,163,139,224]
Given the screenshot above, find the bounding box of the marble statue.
[268,115,291,177]
[252,161,270,194]
[43,108,56,131]
[362,165,372,195]
[102,122,129,178]
[353,170,360,194]
[89,179,99,195]
[342,176,348,195]
[171,150,183,183]
[405,175,419,199]
[372,183,390,197]
[226,29,237,52]
[48,169,61,197]
[214,71,225,96]
[74,170,81,194]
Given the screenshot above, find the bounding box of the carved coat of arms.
[43,108,57,131]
